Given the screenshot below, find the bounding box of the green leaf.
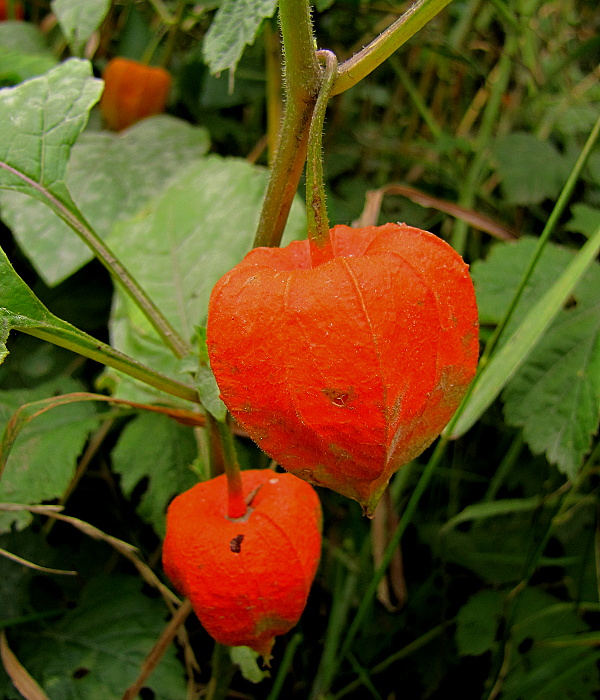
[441,497,550,533]
[0,58,103,204]
[195,327,227,421]
[501,284,600,479]
[14,575,187,699]
[471,237,574,329]
[502,589,599,700]
[566,203,600,238]
[111,413,198,537]
[0,23,57,85]
[203,0,277,76]
[0,379,98,533]
[455,590,504,656]
[0,116,210,286]
[230,646,270,684]
[0,245,199,404]
[0,22,53,55]
[51,0,112,56]
[103,155,306,402]
[492,132,568,205]
[468,237,600,477]
[449,224,600,439]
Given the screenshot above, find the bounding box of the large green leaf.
[0,59,102,205]
[103,155,306,401]
[203,0,277,75]
[0,22,57,85]
[51,0,112,56]
[0,379,98,533]
[12,575,187,699]
[111,413,199,537]
[0,116,210,286]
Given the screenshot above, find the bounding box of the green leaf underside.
[203,0,277,75]
[0,379,98,533]
[0,59,103,203]
[11,576,187,699]
[103,155,306,402]
[51,0,112,56]
[472,237,600,478]
[0,116,210,286]
[111,413,198,537]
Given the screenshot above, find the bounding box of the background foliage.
[0,0,599,698]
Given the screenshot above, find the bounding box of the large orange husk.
[100,57,172,131]
[162,470,322,658]
[207,224,479,515]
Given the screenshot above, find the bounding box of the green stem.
[205,643,236,700]
[22,326,199,404]
[253,0,321,249]
[264,20,284,165]
[331,0,455,96]
[306,50,338,266]
[215,420,246,519]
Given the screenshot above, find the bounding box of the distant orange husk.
[99,57,172,131]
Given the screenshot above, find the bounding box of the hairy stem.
[306,50,338,266]
[253,0,321,249]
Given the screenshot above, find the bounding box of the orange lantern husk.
[162,470,322,659]
[207,224,479,515]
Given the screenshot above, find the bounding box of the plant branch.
[331,0,454,96]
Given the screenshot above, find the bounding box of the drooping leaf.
[491,132,569,205]
[0,116,210,286]
[103,155,306,402]
[0,379,98,533]
[111,412,198,537]
[0,59,103,205]
[12,575,187,699]
[203,0,277,76]
[51,0,112,56]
